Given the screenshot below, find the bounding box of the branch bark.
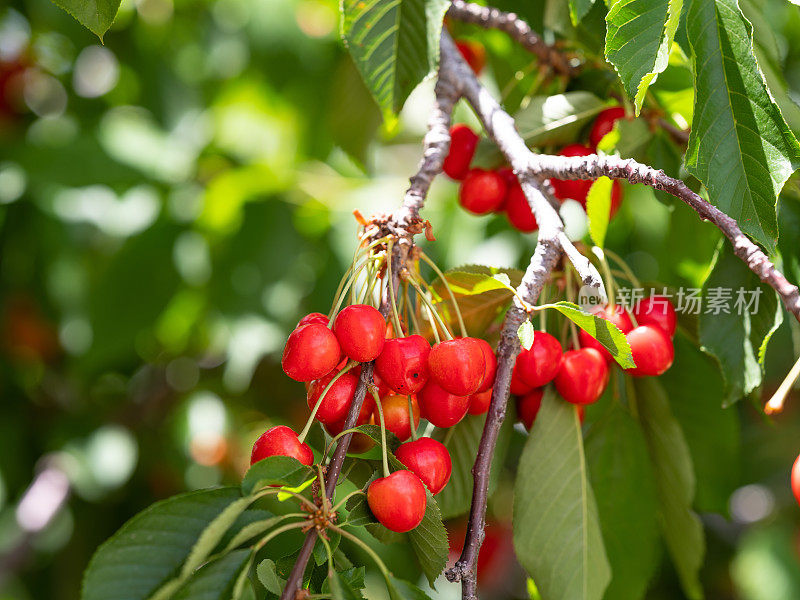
[447,0,575,76]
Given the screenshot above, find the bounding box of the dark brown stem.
[657,117,691,145]
[447,0,576,76]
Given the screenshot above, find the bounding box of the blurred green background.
[2,0,800,598]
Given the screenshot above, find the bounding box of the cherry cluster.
[442,106,628,230]
[513,294,677,430]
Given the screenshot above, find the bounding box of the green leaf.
[241,456,312,495]
[605,0,684,113]
[570,0,597,25]
[515,92,607,147]
[314,530,342,566]
[433,411,515,519]
[173,549,251,600]
[660,333,740,514]
[327,568,364,600]
[586,404,659,600]
[256,559,285,596]
[685,0,800,252]
[543,302,635,368]
[81,488,242,600]
[778,196,800,286]
[518,320,535,351]
[513,390,611,600]
[429,266,523,337]
[385,575,435,600]
[49,0,121,39]
[635,378,705,600]
[699,241,783,405]
[340,0,450,119]
[586,177,614,248]
[408,493,449,587]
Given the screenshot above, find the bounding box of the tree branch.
[523,153,800,321]
[279,57,460,600]
[447,0,575,76]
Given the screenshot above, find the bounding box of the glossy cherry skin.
[419,380,470,428]
[367,470,427,532]
[510,363,534,395]
[626,325,674,377]
[456,39,486,75]
[468,388,492,415]
[375,335,431,394]
[325,394,376,454]
[307,369,358,424]
[459,168,508,215]
[589,106,626,148]
[250,425,313,466]
[443,124,479,180]
[791,454,800,507]
[550,144,594,203]
[282,323,342,382]
[297,312,329,328]
[578,304,634,362]
[428,338,486,396]
[505,178,538,232]
[633,296,677,338]
[517,389,543,431]
[475,338,497,392]
[379,394,421,441]
[333,304,386,362]
[554,348,609,405]
[515,331,563,388]
[395,437,452,495]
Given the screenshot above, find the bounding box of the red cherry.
[395,437,452,495]
[633,296,677,338]
[307,369,358,424]
[510,363,534,395]
[578,305,634,362]
[250,425,313,466]
[609,180,623,217]
[459,169,508,215]
[475,338,497,392]
[791,454,800,507]
[456,40,486,75]
[428,338,486,396]
[325,395,376,454]
[504,179,538,232]
[419,380,470,428]
[333,304,386,362]
[517,389,543,431]
[375,335,431,394]
[515,331,563,388]
[554,348,609,405]
[468,388,492,415]
[626,325,674,377]
[443,124,479,180]
[550,145,594,203]
[589,106,626,148]
[282,324,342,382]
[496,167,516,210]
[379,394,421,441]
[367,470,427,532]
[297,312,329,328]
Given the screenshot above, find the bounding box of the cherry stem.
[329,526,394,583]
[328,258,372,324]
[540,285,548,333]
[407,396,418,441]
[319,533,335,576]
[408,278,454,340]
[370,389,391,478]
[420,251,467,338]
[331,489,365,514]
[603,248,641,289]
[591,247,616,309]
[423,421,435,438]
[323,427,364,462]
[564,265,580,350]
[298,362,358,444]
[765,353,800,415]
[316,464,330,512]
[385,241,404,337]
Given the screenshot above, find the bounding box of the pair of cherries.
[443,125,540,233]
[579,295,676,377]
[367,436,454,532]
